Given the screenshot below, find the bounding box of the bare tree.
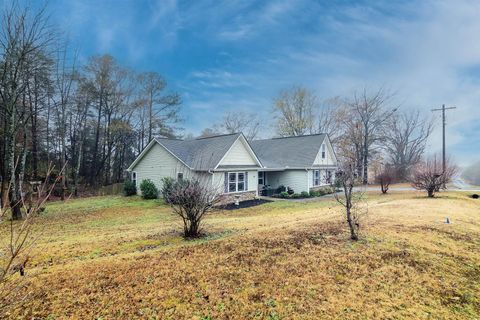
[375,166,395,194]
[138,72,181,143]
[0,2,184,200]
[334,163,367,241]
[52,43,76,200]
[214,111,260,140]
[163,176,222,238]
[317,97,344,144]
[346,88,397,184]
[334,105,364,178]
[198,127,222,138]
[272,87,316,137]
[410,155,457,197]
[382,110,434,180]
[0,2,55,218]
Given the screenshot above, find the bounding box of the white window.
[313,170,320,186]
[238,172,245,191]
[228,172,237,192]
[321,144,326,159]
[227,172,247,193]
[258,171,265,185]
[132,171,137,186]
[177,172,184,181]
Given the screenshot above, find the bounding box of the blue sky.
[15,0,480,165]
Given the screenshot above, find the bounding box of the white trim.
[177,172,184,181]
[127,138,193,172]
[132,171,137,188]
[127,140,157,171]
[324,134,338,165]
[313,169,320,186]
[226,171,247,193]
[214,134,263,170]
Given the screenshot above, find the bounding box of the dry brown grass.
[1,191,479,319]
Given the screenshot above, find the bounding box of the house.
[250,134,337,195]
[127,133,337,202]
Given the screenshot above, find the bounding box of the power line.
[431,104,456,179]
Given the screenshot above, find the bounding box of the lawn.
[1,191,479,319]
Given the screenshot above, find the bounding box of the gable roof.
[128,133,262,171]
[250,134,327,169]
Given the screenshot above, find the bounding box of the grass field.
[1,191,479,319]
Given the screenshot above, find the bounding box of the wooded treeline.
[0,4,181,216]
[270,87,434,185]
[0,2,437,219]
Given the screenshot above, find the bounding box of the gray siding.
[131,143,194,194]
[218,137,258,166]
[265,170,309,193]
[313,138,336,166]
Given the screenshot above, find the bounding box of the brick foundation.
[217,191,257,206]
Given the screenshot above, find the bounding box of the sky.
[7,0,480,166]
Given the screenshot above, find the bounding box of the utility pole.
[431,104,456,175]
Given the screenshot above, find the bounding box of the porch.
[257,168,336,196]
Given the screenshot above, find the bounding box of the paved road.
[261,178,480,203]
[356,177,480,193]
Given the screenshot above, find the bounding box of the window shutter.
[312,170,315,186]
[224,172,228,193]
[245,172,248,190]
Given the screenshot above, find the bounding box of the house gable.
[217,135,261,168]
[313,135,337,166]
[130,142,192,191]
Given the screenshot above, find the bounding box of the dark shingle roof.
[155,133,243,171]
[250,134,326,168]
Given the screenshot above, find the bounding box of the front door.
[258,171,266,195]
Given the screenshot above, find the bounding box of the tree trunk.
[60,107,67,201]
[29,77,39,179]
[46,96,51,165]
[363,130,369,185]
[1,114,8,209]
[91,95,103,186]
[427,188,434,198]
[8,104,22,220]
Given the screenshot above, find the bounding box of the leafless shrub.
[334,164,368,241]
[375,166,395,194]
[164,177,222,238]
[0,164,60,307]
[410,155,457,197]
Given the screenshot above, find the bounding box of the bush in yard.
[287,186,294,195]
[140,179,158,199]
[410,155,457,198]
[123,181,137,196]
[164,178,221,238]
[375,167,395,194]
[309,190,320,197]
[300,191,310,198]
[276,185,286,194]
[334,178,342,190]
[292,193,301,199]
[279,191,289,198]
[160,177,175,203]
